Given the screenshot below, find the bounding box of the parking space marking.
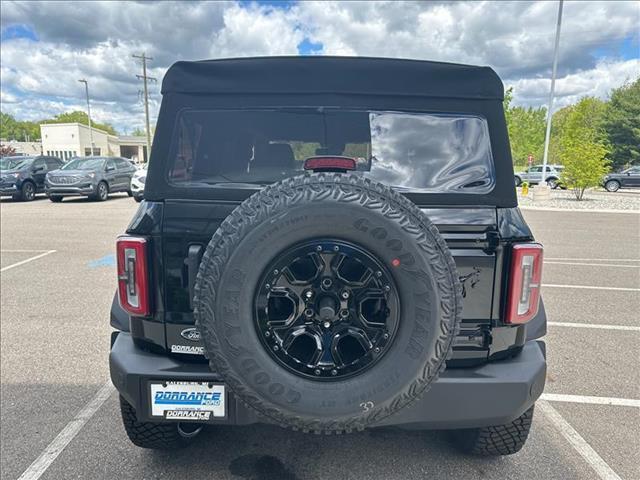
[17,382,114,480]
[545,261,640,268]
[543,284,640,292]
[538,400,622,480]
[546,257,640,262]
[0,250,56,272]
[548,322,640,331]
[541,393,640,408]
[1,249,53,253]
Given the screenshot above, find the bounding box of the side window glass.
[106,160,116,171]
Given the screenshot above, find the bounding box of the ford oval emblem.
[180,328,201,342]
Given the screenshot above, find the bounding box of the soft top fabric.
[161,56,504,100]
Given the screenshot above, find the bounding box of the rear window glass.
[168,109,495,193]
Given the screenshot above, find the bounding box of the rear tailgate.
[153,202,500,365]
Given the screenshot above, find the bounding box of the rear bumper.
[110,332,546,429]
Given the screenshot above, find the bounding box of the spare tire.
[193,173,462,433]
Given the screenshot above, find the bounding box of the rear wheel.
[547,178,559,189]
[119,396,203,449]
[605,180,620,192]
[514,176,522,187]
[127,190,133,197]
[450,405,535,456]
[19,181,36,201]
[49,195,63,203]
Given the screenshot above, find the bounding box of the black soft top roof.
[162,56,504,100]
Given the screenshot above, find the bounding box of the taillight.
[505,243,543,324]
[116,235,150,316]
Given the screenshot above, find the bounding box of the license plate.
[150,381,225,421]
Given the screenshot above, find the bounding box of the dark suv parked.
[0,155,64,201]
[109,57,547,456]
[603,166,640,192]
[46,156,136,202]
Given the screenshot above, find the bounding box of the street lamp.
[78,79,95,155]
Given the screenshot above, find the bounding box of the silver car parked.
[45,156,137,202]
[514,164,564,189]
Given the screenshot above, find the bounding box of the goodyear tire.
[193,173,462,433]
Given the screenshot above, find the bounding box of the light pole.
[541,0,564,186]
[78,79,94,155]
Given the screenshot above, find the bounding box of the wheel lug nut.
[273,345,279,351]
[305,308,314,317]
[314,369,321,375]
[383,333,389,339]
[316,245,322,251]
[265,284,271,290]
[374,347,381,353]
[333,246,339,252]
[376,271,382,278]
[339,310,349,318]
[273,269,279,275]
[331,369,338,376]
[323,321,331,328]
[265,331,271,337]
[341,291,349,299]
[384,285,390,292]
[305,290,313,299]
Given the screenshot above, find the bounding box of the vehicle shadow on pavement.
[144,423,505,480]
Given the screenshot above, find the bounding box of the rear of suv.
[109,57,547,456]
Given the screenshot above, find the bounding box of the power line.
[132,53,156,162]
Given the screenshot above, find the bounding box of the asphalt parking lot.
[1,195,639,480]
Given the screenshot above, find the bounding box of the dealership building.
[40,123,148,162]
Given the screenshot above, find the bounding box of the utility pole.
[78,79,94,155]
[133,53,156,162]
[541,0,564,185]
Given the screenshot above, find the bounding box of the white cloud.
[210,4,303,57]
[0,0,638,132]
[509,58,640,109]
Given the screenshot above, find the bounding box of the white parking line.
[538,400,622,480]
[548,322,640,332]
[1,249,52,253]
[17,382,114,480]
[546,258,640,262]
[543,284,640,292]
[545,261,640,268]
[0,250,56,272]
[541,393,640,408]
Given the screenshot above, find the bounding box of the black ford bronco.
[109,57,547,456]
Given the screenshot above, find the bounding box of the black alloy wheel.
[254,240,399,381]
[21,182,36,201]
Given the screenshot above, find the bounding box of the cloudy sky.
[1,0,638,133]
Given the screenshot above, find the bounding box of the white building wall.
[39,123,147,162]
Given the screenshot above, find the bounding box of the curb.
[519,206,640,214]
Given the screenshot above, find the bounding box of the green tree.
[0,112,41,141]
[131,127,146,136]
[603,79,640,170]
[503,87,547,168]
[40,111,118,135]
[559,97,610,200]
